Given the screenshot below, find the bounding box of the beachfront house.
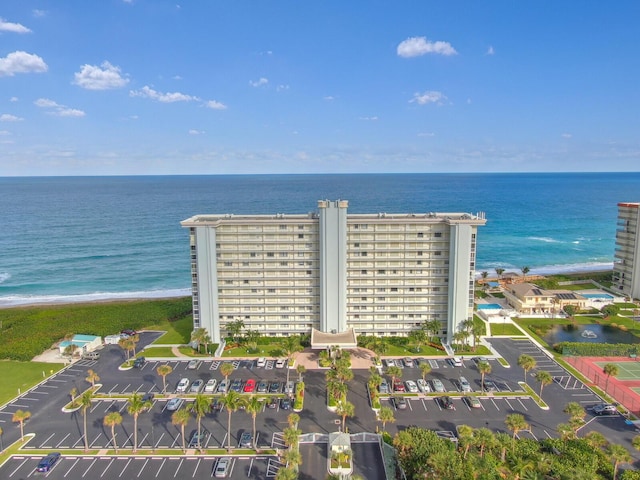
[503,282,589,315]
[58,334,102,356]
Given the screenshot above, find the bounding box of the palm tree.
[118,337,132,360]
[220,362,235,383]
[327,379,348,404]
[86,369,100,387]
[456,424,474,459]
[156,364,173,393]
[517,354,536,384]
[287,413,300,430]
[296,364,306,382]
[127,392,151,452]
[335,400,355,432]
[282,427,301,450]
[557,422,576,440]
[103,411,123,452]
[495,267,505,280]
[275,466,298,480]
[535,370,552,399]
[608,443,631,480]
[282,448,302,468]
[12,409,31,441]
[171,408,191,452]
[521,266,530,281]
[633,435,640,452]
[505,414,529,447]
[378,406,395,432]
[407,329,427,353]
[221,390,243,452]
[419,361,432,380]
[70,387,78,403]
[191,327,210,354]
[190,394,210,450]
[473,427,494,458]
[226,318,245,344]
[478,361,492,390]
[481,271,489,282]
[385,365,402,387]
[79,390,92,451]
[603,363,619,392]
[585,430,608,450]
[453,331,467,350]
[245,396,263,449]
[281,336,303,385]
[563,401,586,422]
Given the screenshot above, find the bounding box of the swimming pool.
[477,303,503,310]
[581,293,614,300]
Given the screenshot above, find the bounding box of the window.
[280,252,288,257]
[378,270,386,274]
[267,252,275,257]
[434,232,442,237]
[434,251,442,256]
[268,288,276,293]
[417,251,423,256]
[279,225,287,230]
[280,261,288,266]
[242,261,249,267]
[250,252,256,257]
[243,280,249,284]
[354,243,360,247]
[417,232,424,238]
[361,270,368,275]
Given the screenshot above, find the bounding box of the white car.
[405,380,419,393]
[459,376,472,392]
[190,379,204,393]
[417,379,431,393]
[176,378,190,393]
[275,358,286,369]
[204,379,217,393]
[431,379,446,393]
[256,357,266,367]
[449,357,463,367]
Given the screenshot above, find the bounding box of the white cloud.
[323,96,335,101]
[249,77,269,87]
[0,114,23,122]
[130,85,199,103]
[189,129,204,135]
[0,130,11,135]
[0,18,32,34]
[10,96,18,102]
[74,61,129,90]
[410,90,447,105]
[359,116,379,121]
[0,51,47,77]
[397,36,457,57]
[204,100,227,110]
[418,132,435,137]
[486,46,495,55]
[32,9,46,17]
[34,98,85,117]
[276,84,289,91]
[562,133,572,138]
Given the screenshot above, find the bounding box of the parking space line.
[123,433,134,448]
[56,432,71,448]
[171,433,181,449]
[121,384,131,393]
[191,458,202,477]
[136,457,150,477]
[90,432,103,448]
[82,458,98,476]
[104,400,117,413]
[64,457,81,478]
[10,403,29,408]
[119,457,132,478]
[516,398,529,411]
[155,458,167,477]
[118,401,128,413]
[72,435,84,449]
[39,432,56,448]
[90,401,103,413]
[173,458,184,478]
[490,398,500,411]
[8,457,29,477]
[109,385,119,394]
[100,457,115,478]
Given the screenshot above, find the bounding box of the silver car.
[214,458,230,477]
[431,379,445,393]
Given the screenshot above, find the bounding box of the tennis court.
[595,361,640,381]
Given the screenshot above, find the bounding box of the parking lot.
[2,334,640,478]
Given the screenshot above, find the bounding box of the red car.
[393,379,405,393]
[243,379,256,393]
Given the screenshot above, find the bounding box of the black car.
[36,452,61,472]
[439,396,455,410]
[188,430,208,448]
[121,329,137,337]
[239,431,253,448]
[482,379,498,393]
[269,381,281,393]
[133,356,145,368]
[210,398,223,411]
[268,397,279,409]
[280,398,292,410]
[230,378,243,392]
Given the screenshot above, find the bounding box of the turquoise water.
[1,172,639,306]
[477,304,504,310]
[581,293,614,299]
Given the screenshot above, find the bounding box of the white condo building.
[613,202,640,300]
[181,200,486,346]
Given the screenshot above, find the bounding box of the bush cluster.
[554,342,640,357]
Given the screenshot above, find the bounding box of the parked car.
[394,396,407,410]
[230,378,243,392]
[275,358,286,369]
[448,357,463,367]
[393,379,405,393]
[440,396,455,410]
[176,378,190,393]
[431,379,445,393]
[405,380,419,393]
[280,398,292,410]
[482,379,498,393]
[187,359,200,370]
[141,393,155,411]
[379,379,390,394]
[473,356,489,365]
[269,381,281,393]
[121,329,137,337]
[243,379,256,393]
[257,357,266,367]
[210,398,222,411]
[268,397,279,409]
[284,381,295,394]
[257,380,268,393]
[166,398,184,411]
[190,379,204,393]
[133,357,146,368]
[385,359,396,368]
[593,403,617,415]
[459,376,472,392]
[465,396,482,409]
[214,458,230,478]
[403,357,415,368]
[189,430,208,448]
[36,452,61,472]
[82,351,100,360]
[217,379,229,394]
[417,379,431,393]
[239,431,253,448]
[204,379,218,393]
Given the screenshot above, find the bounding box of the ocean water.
[0,173,638,307]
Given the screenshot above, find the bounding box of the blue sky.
[1,1,639,176]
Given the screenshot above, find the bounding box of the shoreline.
[0,268,614,311]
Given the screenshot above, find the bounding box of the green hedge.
[0,297,192,361]
[555,342,640,357]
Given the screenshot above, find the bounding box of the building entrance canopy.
[310,328,358,350]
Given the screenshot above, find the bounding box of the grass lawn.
[146,314,193,345]
[490,323,525,336]
[0,361,65,406]
[141,346,177,357]
[222,345,285,357]
[383,344,446,356]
